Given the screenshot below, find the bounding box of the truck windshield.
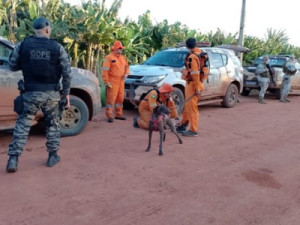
[254,58,286,67]
[143,51,188,67]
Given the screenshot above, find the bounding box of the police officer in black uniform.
[6,17,72,173]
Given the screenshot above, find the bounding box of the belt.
[25,83,60,92]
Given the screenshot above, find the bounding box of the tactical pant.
[105,77,125,119]
[8,91,61,156]
[258,76,270,98]
[181,82,199,133]
[280,75,291,100]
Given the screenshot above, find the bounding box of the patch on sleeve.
[103,58,108,62]
[151,94,156,99]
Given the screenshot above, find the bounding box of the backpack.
[189,51,210,83]
[283,61,297,75]
[139,88,160,101]
[199,52,210,83]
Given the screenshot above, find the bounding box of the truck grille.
[125,83,140,89]
[125,75,144,90]
[127,75,144,79]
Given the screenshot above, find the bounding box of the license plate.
[246,81,257,85]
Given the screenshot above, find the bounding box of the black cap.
[186,38,196,49]
[33,17,51,29]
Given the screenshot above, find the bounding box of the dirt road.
[1,93,300,225]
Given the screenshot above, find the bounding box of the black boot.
[176,125,187,133]
[115,116,126,120]
[107,118,114,123]
[47,151,60,167]
[258,97,266,104]
[6,155,18,173]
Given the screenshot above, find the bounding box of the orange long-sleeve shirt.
[102,52,129,83]
[141,90,178,118]
[185,47,203,92]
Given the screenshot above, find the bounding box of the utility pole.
[238,0,246,63]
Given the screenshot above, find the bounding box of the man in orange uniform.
[176,38,203,137]
[133,83,180,130]
[102,41,129,122]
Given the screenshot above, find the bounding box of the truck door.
[0,43,20,127]
[208,52,229,95]
[201,53,214,96]
[291,62,300,90]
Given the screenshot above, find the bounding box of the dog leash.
[184,93,197,103]
[174,93,197,128]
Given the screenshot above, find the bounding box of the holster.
[17,79,25,92]
[14,95,24,114]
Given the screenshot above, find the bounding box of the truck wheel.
[241,88,251,96]
[171,87,184,114]
[274,89,281,99]
[222,84,238,108]
[59,95,89,137]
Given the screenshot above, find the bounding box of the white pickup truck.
[242,55,300,98]
[124,44,245,113]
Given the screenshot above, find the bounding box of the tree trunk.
[86,43,93,71]
[8,1,18,43]
[72,42,79,67]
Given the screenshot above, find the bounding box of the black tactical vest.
[20,36,61,91]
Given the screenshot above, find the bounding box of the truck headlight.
[142,75,166,84]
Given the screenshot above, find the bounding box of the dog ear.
[158,104,165,113]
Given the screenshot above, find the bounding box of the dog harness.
[150,114,168,132]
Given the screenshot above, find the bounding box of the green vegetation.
[1,0,300,76]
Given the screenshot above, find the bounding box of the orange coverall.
[137,90,178,130]
[102,52,129,119]
[181,47,204,132]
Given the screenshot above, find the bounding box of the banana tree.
[243,35,266,65]
[0,0,19,43]
[264,28,289,55]
[113,22,151,64]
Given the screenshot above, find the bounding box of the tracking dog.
[146,104,183,156]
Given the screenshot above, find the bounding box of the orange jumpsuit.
[137,90,178,130]
[181,47,204,132]
[102,52,129,119]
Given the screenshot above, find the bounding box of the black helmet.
[186,38,196,49]
[33,17,51,30]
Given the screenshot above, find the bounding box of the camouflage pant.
[8,91,61,156]
[258,76,270,98]
[280,75,291,100]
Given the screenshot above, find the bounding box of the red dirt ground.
[1,93,300,225]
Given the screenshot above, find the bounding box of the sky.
[65,0,300,47]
